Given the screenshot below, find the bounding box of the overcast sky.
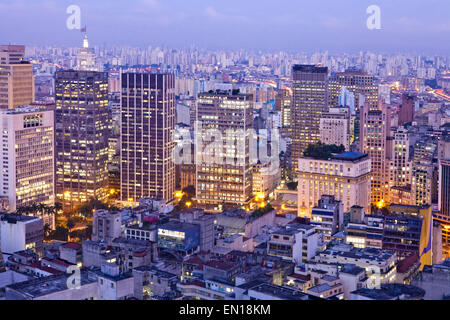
[1,0,449,54]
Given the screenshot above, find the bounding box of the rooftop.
[320,244,395,263]
[308,283,340,294]
[60,242,82,250]
[248,283,309,300]
[332,152,368,162]
[1,105,47,115]
[293,64,328,73]
[6,270,97,298]
[133,266,177,280]
[204,260,236,271]
[351,284,425,300]
[340,264,365,276]
[0,214,41,224]
[157,221,199,233]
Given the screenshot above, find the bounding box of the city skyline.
[1,0,450,54]
[0,1,449,303]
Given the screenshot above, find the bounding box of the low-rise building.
[345,206,384,249]
[177,279,235,300]
[92,209,122,245]
[0,214,43,256]
[58,242,82,266]
[310,243,397,285]
[267,223,318,265]
[157,221,200,256]
[133,265,178,300]
[203,260,244,283]
[5,270,99,300]
[306,275,344,299]
[412,258,450,300]
[350,284,425,300]
[214,208,276,239]
[338,264,367,300]
[94,263,134,300]
[244,282,311,300]
[82,240,117,268]
[311,195,344,242]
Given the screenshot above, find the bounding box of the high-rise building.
[0,45,34,109]
[412,162,433,206]
[291,65,328,171]
[338,87,355,114]
[410,137,436,207]
[360,103,390,206]
[398,93,415,126]
[0,106,54,213]
[319,106,352,151]
[77,30,97,71]
[55,70,110,211]
[388,126,412,189]
[275,89,291,137]
[120,72,175,204]
[0,45,25,64]
[439,159,450,218]
[297,152,371,216]
[328,70,378,140]
[195,90,254,213]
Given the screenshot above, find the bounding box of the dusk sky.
[1,0,449,54]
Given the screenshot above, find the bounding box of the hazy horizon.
[1,0,450,55]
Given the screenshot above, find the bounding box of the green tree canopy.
[303,142,346,160]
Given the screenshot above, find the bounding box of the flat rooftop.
[352,284,425,300]
[157,221,199,233]
[293,64,328,73]
[320,245,394,263]
[6,270,96,299]
[0,214,40,224]
[133,265,177,279]
[1,105,47,115]
[248,283,309,300]
[332,152,368,162]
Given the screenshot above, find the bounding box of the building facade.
[297,152,371,216]
[360,104,390,206]
[327,69,378,140]
[195,90,254,213]
[120,72,175,204]
[55,70,109,211]
[291,65,328,172]
[0,45,34,110]
[319,106,352,151]
[0,106,54,212]
[438,159,450,217]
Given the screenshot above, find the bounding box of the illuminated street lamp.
[175,191,184,199]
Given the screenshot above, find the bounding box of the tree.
[51,226,69,241]
[54,202,63,213]
[67,218,76,231]
[75,198,110,218]
[37,203,46,214]
[303,142,346,160]
[43,223,51,239]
